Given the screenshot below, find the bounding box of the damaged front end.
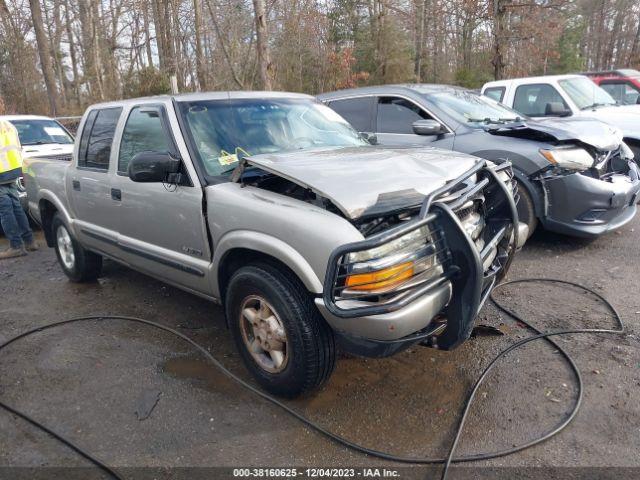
[321,160,519,355]
[534,143,640,237]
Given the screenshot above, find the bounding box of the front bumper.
[319,161,519,357]
[541,162,640,238]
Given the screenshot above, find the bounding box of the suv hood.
[486,117,622,151]
[242,146,480,219]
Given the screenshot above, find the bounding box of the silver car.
[23,92,522,397]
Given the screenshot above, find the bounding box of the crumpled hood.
[578,105,640,140]
[486,117,622,151]
[243,145,480,219]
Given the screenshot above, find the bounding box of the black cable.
[0,278,624,480]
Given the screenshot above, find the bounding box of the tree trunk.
[142,3,154,68]
[491,0,506,80]
[414,0,425,82]
[630,11,640,65]
[63,0,80,104]
[194,0,207,90]
[78,0,103,100]
[29,0,58,115]
[252,0,274,90]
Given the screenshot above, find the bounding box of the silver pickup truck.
[24,92,522,397]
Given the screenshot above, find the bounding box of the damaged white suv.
[23,92,523,397]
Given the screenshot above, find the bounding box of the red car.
[581,69,640,105]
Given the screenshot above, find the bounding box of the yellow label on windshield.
[218,153,238,166]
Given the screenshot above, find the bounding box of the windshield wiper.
[467,117,522,124]
[580,102,613,110]
[22,141,51,146]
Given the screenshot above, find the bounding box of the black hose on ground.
[0,278,625,480]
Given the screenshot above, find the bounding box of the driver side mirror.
[412,119,444,136]
[360,132,378,145]
[545,102,571,117]
[128,151,181,183]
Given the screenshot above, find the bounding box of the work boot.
[24,240,39,252]
[0,247,26,259]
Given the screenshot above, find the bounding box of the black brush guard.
[322,160,519,350]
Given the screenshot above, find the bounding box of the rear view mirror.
[545,102,571,117]
[128,151,181,183]
[412,119,443,136]
[360,132,378,145]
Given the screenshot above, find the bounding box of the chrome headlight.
[344,226,438,293]
[539,147,594,171]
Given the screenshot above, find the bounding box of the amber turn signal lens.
[345,262,414,291]
[539,149,557,164]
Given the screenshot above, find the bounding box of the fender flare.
[37,190,76,232]
[212,230,324,298]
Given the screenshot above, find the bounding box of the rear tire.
[52,213,102,282]
[225,263,336,398]
[515,181,538,239]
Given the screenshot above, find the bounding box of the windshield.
[10,119,74,146]
[426,90,526,127]
[178,98,367,176]
[558,77,616,109]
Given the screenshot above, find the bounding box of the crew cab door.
[68,107,123,258]
[111,103,212,295]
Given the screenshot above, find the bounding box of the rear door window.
[376,97,432,134]
[483,87,505,103]
[513,84,569,116]
[78,107,122,170]
[327,97,374,132]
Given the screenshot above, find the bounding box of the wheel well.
[39,200,58,247]
[218,248,310,305]
[511,169,545,219]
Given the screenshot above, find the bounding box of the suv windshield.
[178,98,367,176]
[558,77,617,109]
[426,90,525,127]
[10,119,74,146]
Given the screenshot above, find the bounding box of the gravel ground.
[0,217,639,480]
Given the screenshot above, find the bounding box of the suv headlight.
[539,147,594,171]
[344,226,437,292]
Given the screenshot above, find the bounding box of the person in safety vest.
[0,119,38,259]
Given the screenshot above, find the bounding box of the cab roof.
[87,91,314,110]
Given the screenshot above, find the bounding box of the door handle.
[111,188,122,201]
[72,180,80,191]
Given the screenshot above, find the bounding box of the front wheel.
[225,263,336,398]
[52,213,102,282]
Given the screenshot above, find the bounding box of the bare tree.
[29,0,58,115]
[252,0,274,90]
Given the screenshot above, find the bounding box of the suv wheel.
[515,181,537,239]
[52,213,102,282]
[225,263,336,397]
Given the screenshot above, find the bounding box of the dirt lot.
[1,217,639,479]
